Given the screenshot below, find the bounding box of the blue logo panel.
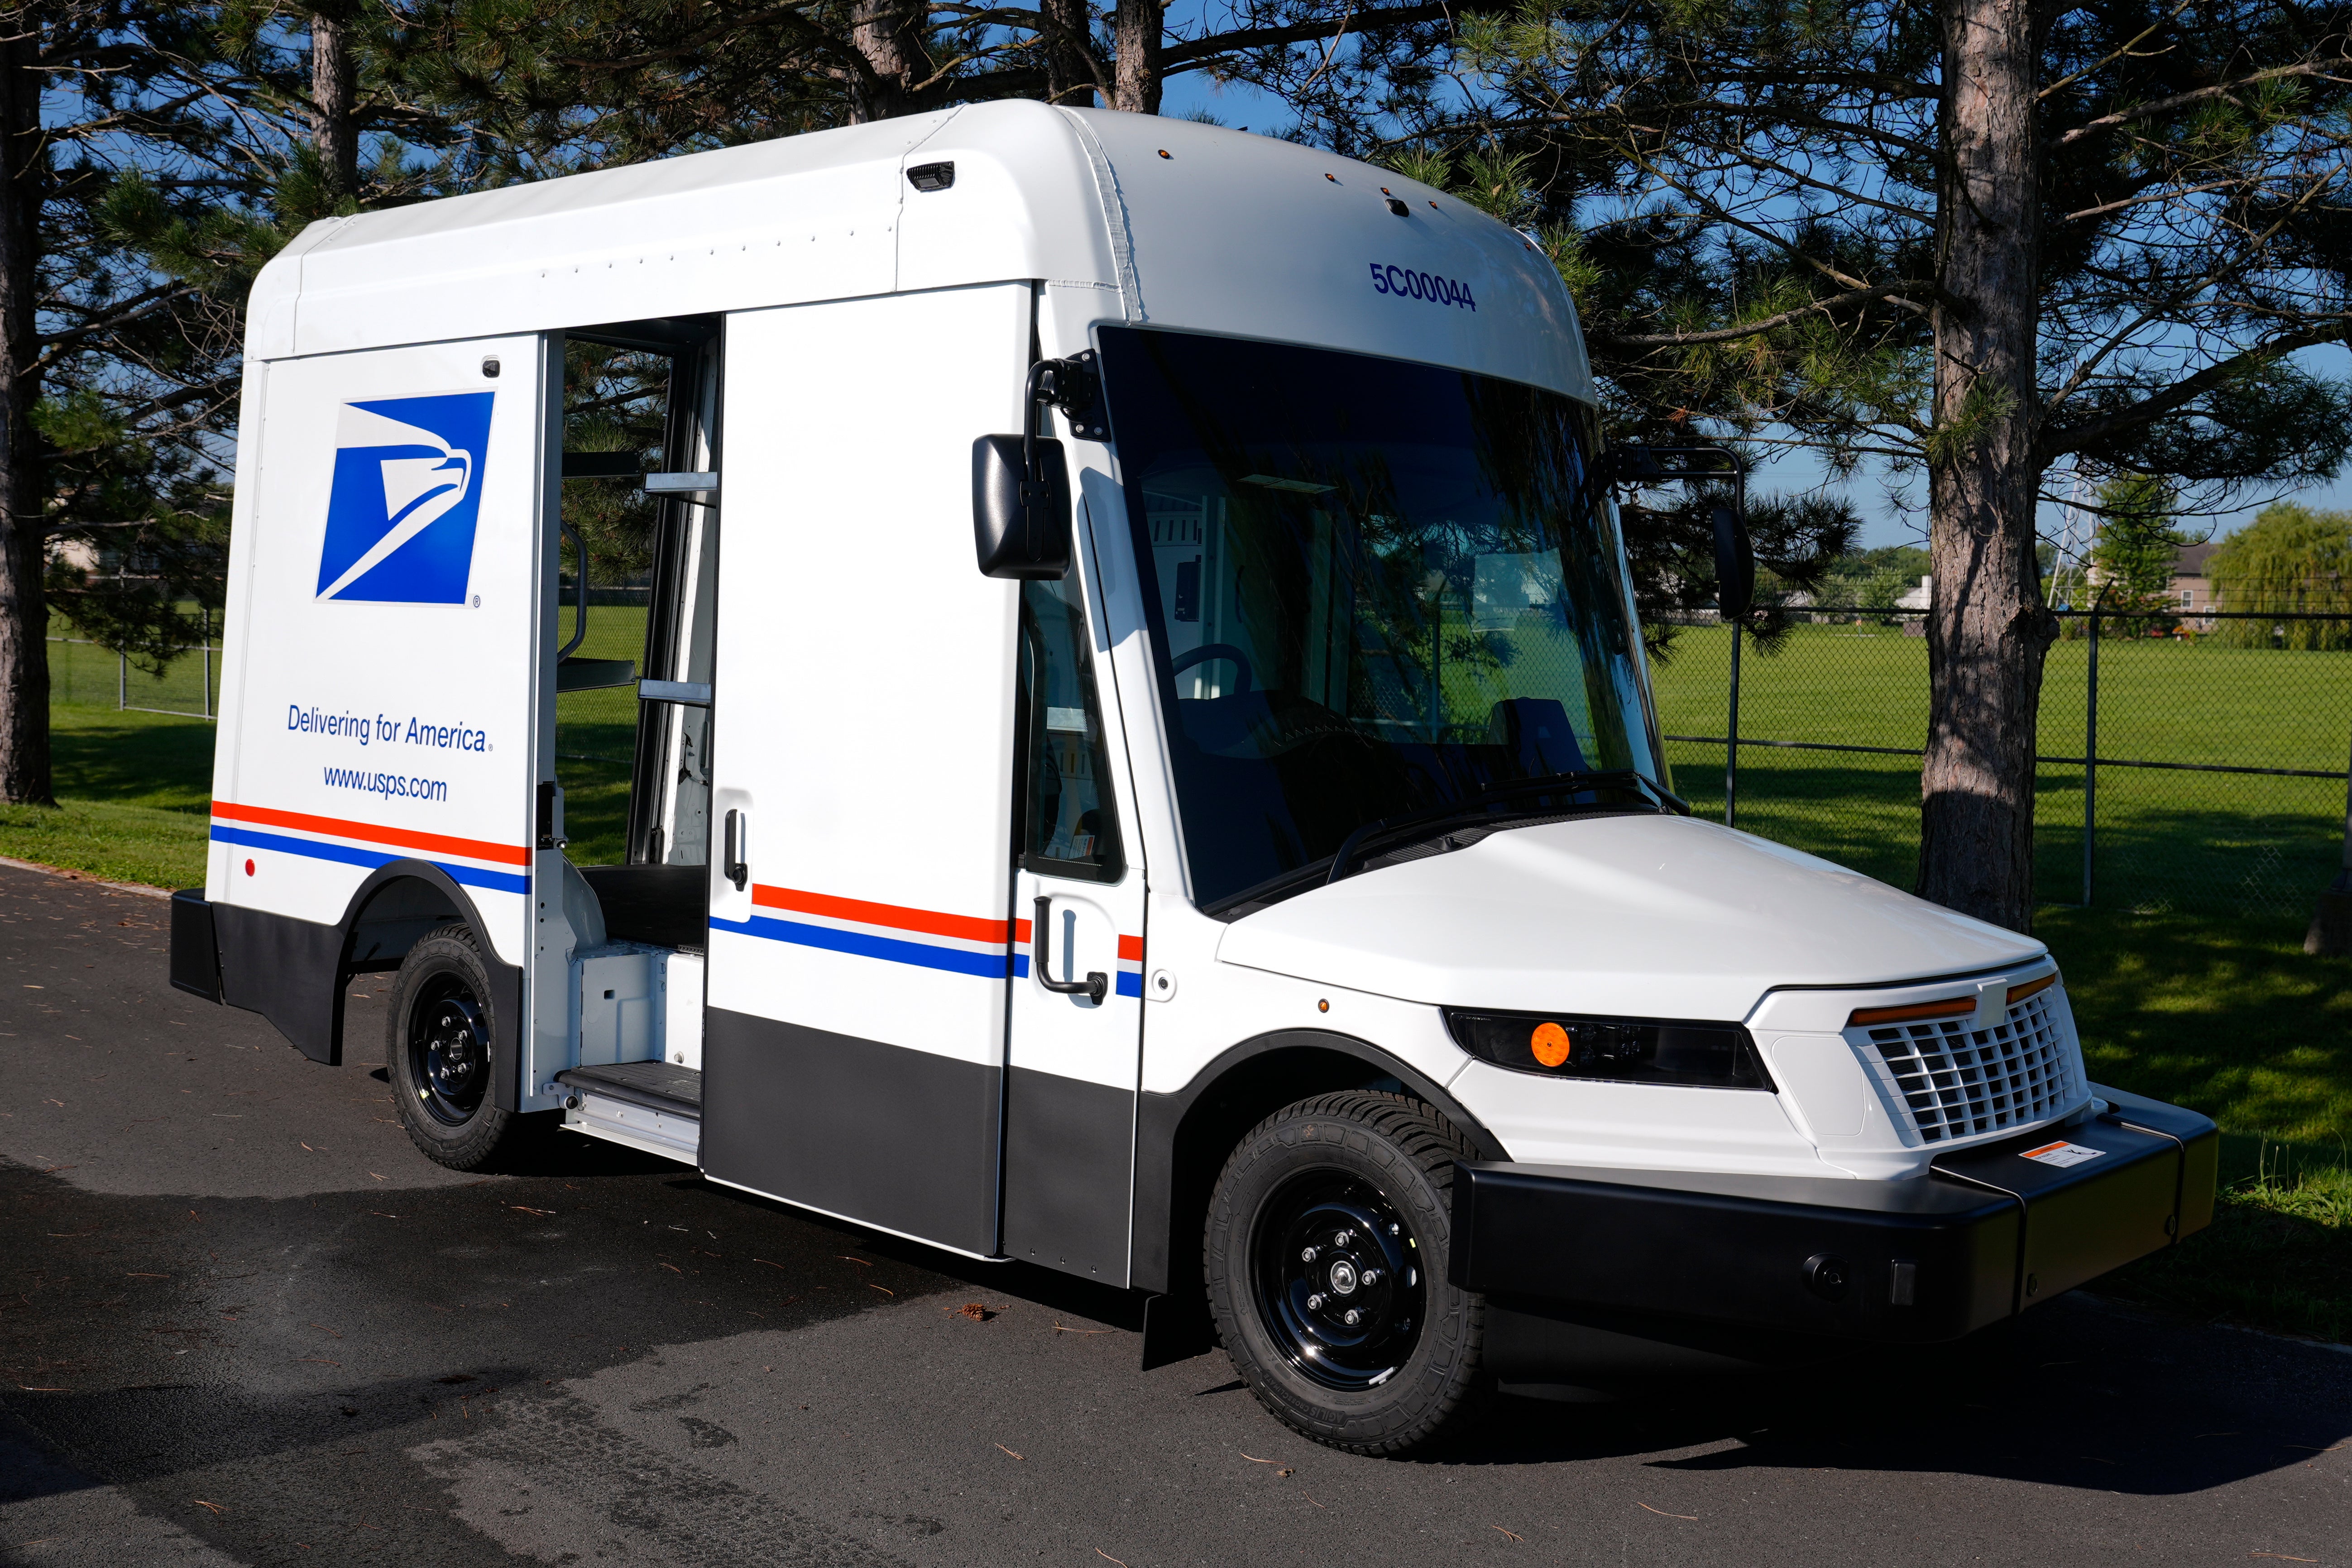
[315,392,496,603]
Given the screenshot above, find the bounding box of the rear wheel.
[387,925,519,1170]
[1204,1091,1486,1455]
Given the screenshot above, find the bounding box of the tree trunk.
[1042,0,1097,106]
[1917,0,2053,931]
[1112,0,1163,113]
[311,2,360,201]
[0,24,49,807]
[847,0,921,121]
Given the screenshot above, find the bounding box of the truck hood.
[1215,813,2043,1020]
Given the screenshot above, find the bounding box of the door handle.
[722,809,748,891]
[1032,895,1107,1004]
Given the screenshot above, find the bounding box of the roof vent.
[906,162,955,193]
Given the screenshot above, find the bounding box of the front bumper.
[1450,1083,2215,1349]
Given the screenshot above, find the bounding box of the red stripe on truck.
[752,883,1013,945]
[209,800,532,865]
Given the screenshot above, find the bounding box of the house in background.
[2170,540,2220,628]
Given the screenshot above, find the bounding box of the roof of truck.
[250,101,1592,403]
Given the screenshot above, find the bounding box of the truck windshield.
[1097,326,1666,913]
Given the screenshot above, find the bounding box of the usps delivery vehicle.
[170,100,2216,1454]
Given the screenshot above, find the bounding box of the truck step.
[558,1062,701,1163]
[559,1060,702,1114]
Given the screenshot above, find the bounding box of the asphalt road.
[1,860,2347,1568]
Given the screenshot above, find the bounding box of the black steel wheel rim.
[1250,1168,1427,1391]
[407,973,490,1127]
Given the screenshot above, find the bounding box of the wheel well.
[345,875,467,974]
[1143,1041,1496,1301]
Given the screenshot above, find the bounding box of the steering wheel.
[1171,642,1255,696]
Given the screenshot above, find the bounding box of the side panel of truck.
[204,336,551,1065]
[699,285,1030,1256]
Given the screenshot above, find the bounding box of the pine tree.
[1407,0,2352,928]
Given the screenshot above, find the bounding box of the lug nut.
[1342,1309,1361,1326]
[1300,1246,1319,1263]
[1360,1268,1381,1287]
[1306,1293,1324,1311]
[1334,1229,1353,1245]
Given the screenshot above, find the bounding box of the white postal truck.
[172,101,2216,1455]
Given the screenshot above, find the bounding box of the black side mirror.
[1712,504,1755,620]
[1602,443,1752,619]
[973,434,1072,579]
[973,354,1100,581]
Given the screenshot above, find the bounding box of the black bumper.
[1451,1083,2216,1348]
[169,888,222,1002]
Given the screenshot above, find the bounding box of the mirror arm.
[1601,443,1754,619]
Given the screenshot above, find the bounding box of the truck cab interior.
[552,313,722,951]
[543,313,723,1132]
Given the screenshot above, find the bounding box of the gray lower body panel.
[701,1009,1001,1256]
[1002,1066,1133,1283]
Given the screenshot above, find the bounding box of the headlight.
[1442,1008,1775,1090]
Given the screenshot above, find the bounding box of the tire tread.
[1202,1090,1487,1457]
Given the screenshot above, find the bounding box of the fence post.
[2083,613,2098,907]
[2307,712,2352,954]
[1725,619,1742,829]
[202,605,213,720]
[117,648,126,711]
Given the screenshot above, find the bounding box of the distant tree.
[2206,502,2352,647]
[2087,474,2191,628]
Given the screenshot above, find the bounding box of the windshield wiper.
[1323,769,1688,886]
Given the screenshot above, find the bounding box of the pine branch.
[2041,320,2352,462]
[1589,279,1938,351]
[2054,60,2346,147]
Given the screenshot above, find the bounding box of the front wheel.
[387,924,521,1170]
[1204,1091,1486,1455]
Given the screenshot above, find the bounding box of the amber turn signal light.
[1847,994,1975,1028]
[2006,973,2057,1004]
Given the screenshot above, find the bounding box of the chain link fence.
[1650,608,2352,917]
[47,612,222,718]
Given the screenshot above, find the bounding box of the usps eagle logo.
[314,392,495,602]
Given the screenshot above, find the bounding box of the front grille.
[1860,990,2079,1144]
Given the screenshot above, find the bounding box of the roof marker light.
[1385,197,1410,216]
[1157,149,1171,159]
[1325,173,1339,183]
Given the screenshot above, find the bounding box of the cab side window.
[1019,577,1123,881]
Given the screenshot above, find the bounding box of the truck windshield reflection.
[1098,326,1667,912]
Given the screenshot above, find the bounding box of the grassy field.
[7,608,2348,1342]
[551,602,650,865]
[1651,621,2352,917]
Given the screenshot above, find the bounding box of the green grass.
[1651,622,2352,918]
[552,602,649,866]
[0,703,216,888]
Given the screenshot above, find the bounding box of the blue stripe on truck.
[708,911,1032,979]
[209,824,531,896]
